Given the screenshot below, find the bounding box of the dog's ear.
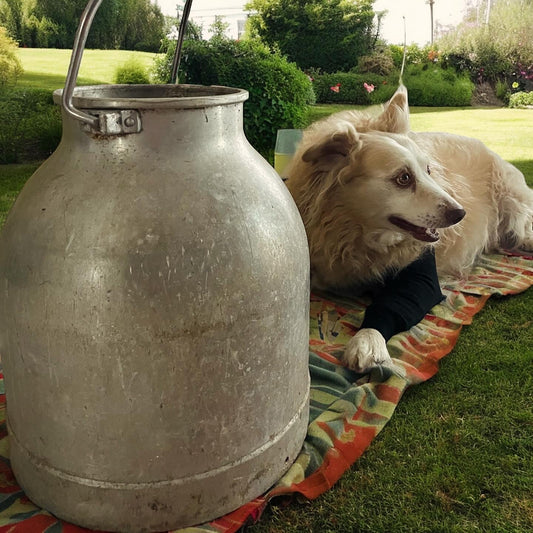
[301,123,361,169]
[373,84,410,134]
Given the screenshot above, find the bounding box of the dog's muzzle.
[388,204,466,243]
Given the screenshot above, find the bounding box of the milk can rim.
[53,83,249,109]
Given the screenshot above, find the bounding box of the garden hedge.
[313,64,474,107]
[0,88,61,164]
[154,38,315,158]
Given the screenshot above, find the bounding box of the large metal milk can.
[0,1,310,531]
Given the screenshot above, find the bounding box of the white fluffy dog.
[286,86,533,372]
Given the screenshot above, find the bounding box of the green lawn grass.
[2,51,533,531]
[0,163,39,227]
[251,288,533,532]
[16,48,161,91]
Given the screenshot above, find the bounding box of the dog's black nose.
[445,207,466,225]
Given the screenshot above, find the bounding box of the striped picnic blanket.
[0,253,531,533]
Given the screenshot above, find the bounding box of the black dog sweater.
[360,248,444,341]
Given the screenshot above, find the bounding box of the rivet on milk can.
[0,0,310,531]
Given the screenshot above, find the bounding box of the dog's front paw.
[341,328,392,373]
[518,235,533,253]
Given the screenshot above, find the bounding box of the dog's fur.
[286,86,533,371]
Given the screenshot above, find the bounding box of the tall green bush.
[0,25,23,87]
[154,38,315,158]
[357,49,395,76]
[495,79,511,104]
[403,64,474,106]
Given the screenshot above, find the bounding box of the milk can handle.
[171,0,194,84]
[62,0,193,129]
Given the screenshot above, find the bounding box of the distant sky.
[152,0,470,45]
[374,0,469,44]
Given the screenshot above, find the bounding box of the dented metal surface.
[0,84,310,532]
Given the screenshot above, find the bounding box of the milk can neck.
[54,84,249,145]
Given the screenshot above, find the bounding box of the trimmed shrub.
[114,57,150,84]
[509,91,533,108]
[153,38,314,158]
[0,89,61,164]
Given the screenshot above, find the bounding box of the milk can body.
[0,84,310,531]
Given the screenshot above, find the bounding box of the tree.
[26,0,164,50]
[0,0,59,47]
[0,0,23,41]
[33,0,82,48]
[118,0,165,51]
[245,0,378,72]
[209,15,230,41]
[0,0,165,50]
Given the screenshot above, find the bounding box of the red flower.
[363,82,375,93]
[330,83,341,93]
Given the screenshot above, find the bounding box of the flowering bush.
[427,49,440,62]
[510,64,533,92]
[389,44,439,69]
[313,72,396,104]
[313,65,474,107]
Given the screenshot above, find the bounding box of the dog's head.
[287,86,465,247]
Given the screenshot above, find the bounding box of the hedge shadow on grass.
[17,72,106,92]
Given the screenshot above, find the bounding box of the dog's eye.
[427,165,431,175]
[396,172,412,187]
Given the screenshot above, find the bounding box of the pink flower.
[363,82,375,93]
[330,83,341,93]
